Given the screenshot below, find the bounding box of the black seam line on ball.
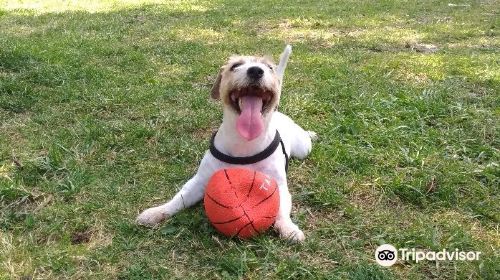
[240,208,257,234]
[206,193,238,209]
[212,214,246,224]
[263,215,277,219]
[241,209,258,233]
[246,170,257,198]
[224,169,240,200]
[234,222,252,237]
[224,169,255,232]
[249,221,258,233]
[252,185,278,208]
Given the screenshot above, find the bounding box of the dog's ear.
[211,67,223,100]
[277,45,292,80]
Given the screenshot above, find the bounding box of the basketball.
[203,168,280,239]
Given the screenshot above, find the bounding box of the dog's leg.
[275,112,317,160]
[274,181,305,242]
[290,125,317,160]
[136,174,207,226]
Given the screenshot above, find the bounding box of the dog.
[136,45,316,242]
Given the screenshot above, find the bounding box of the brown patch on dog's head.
[211,67,223,100]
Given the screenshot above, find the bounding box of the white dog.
[136,45,316,242]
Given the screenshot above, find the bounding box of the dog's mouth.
[229,86,274,114]
[228,86,275,141]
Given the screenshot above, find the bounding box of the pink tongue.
[236,96,264,141]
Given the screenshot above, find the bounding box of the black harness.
[209,130,289,173]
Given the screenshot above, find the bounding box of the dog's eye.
[266,64,274,70]
[230,62,243,71]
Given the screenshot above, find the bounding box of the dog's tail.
[277,44,292,81]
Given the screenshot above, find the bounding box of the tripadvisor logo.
[375,244,397,267]
[375,244,481,267]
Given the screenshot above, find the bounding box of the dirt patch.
[71,229,93,245]
[405,42,439,53]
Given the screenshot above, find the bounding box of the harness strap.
[279,138,289,173]
[209,130,289,172]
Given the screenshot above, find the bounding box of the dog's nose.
[247,66,264,80]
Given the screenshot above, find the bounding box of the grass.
[0,0,498,279]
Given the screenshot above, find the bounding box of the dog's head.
[211,47,290,141]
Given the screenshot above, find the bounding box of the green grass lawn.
[1,0,499,279]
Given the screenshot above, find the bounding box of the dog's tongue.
[236,95,264,141]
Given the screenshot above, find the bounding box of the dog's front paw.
[136,206,169,227]
[307,130,318,141]
[274,221,305,243]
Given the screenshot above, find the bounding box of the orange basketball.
[203,168,280,239]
